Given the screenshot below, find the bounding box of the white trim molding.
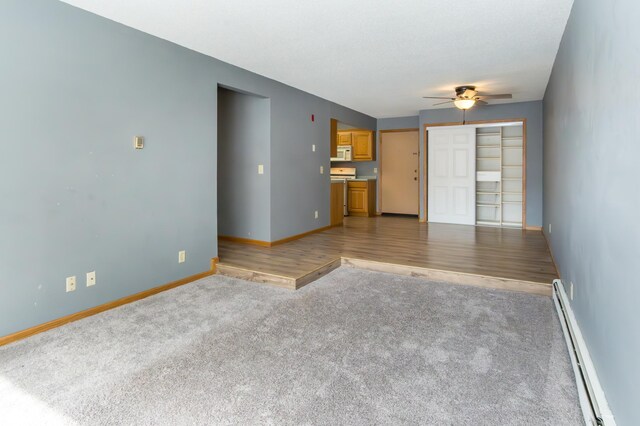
[552,279,616,426]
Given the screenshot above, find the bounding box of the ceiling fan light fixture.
[453,98,476,110]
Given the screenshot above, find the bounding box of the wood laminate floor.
[217,216,558,294]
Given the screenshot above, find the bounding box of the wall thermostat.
[134,136,144,149]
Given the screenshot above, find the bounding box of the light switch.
[312,144,316,152]
[374,168,378,174]
[258,165,264,175]
[320,166,324,174]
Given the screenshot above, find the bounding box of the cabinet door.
[348,188,367,213]
[352,131,374,161]
[330,119,338,158]
[338,132,352,146]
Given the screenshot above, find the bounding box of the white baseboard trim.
[552,279,616,426]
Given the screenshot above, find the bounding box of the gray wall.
[218,88,271,241]
[543,0,640,423]
[419,102,543,225]
[378,116,420,132]
[0,0,374,336]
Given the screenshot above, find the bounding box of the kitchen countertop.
[331,177,377,183]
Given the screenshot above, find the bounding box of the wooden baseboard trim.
[218,235,271,247]
[219,225,334,248]
[542,230,560,276]
[0,265,217,347]
[271,225,333,246]
[525,225,543,231]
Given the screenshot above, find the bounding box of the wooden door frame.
[422,118,527,227]
[378,128,420,216]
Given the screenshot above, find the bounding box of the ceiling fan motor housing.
[455,85,477,98]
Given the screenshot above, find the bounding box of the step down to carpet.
[217,257,552,296]
[216,258,341,290]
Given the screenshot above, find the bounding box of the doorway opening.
[217,86,271,246]
[329,119,376,222]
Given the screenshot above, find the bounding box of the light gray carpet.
[0,267,582,425]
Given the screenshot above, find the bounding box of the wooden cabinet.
[330,119,338,158]
[330,181,344,226]
[352,131,375,161]
[337,131,352,146]
[347,180,376,217]
[335,130,375,161]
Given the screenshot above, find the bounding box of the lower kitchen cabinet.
[347,180,376,217]
[330,181,344,226]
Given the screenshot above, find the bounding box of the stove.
[330,167,356,216]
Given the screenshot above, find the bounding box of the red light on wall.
[311,114,315,122]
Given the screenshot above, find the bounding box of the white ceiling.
[60,0,573,118]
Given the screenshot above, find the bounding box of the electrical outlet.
[314,210,319,219]
[374,167,378,174]
[312,144,316,152]
[178,250,186,263]
[86,271,96,287]
[320,166,324,174]
[570,281,574,300]
[133,136,144,149]
[66,276,76,293]
[258,165,264,175]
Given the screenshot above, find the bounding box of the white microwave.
[331,146,352,162]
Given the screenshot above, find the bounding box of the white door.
[381,130,419,215]
[427,126,476,225]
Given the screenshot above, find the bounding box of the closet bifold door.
[427,126,476,225]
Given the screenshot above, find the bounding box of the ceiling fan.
[423,85,512,110]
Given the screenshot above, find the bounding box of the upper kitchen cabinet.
[352,131,376,161]
[337,131,352,146]
[335,130,375,161]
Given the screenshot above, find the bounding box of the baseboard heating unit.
[552,279,616,426]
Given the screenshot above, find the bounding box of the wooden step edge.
[340,257,552,297]
[294,258,342,289]
[216,264,296,290]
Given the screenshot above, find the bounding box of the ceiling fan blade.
[476,93,512,99]
[475,99,488,106]
[423,96,455,99]
[433,100,454,106]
